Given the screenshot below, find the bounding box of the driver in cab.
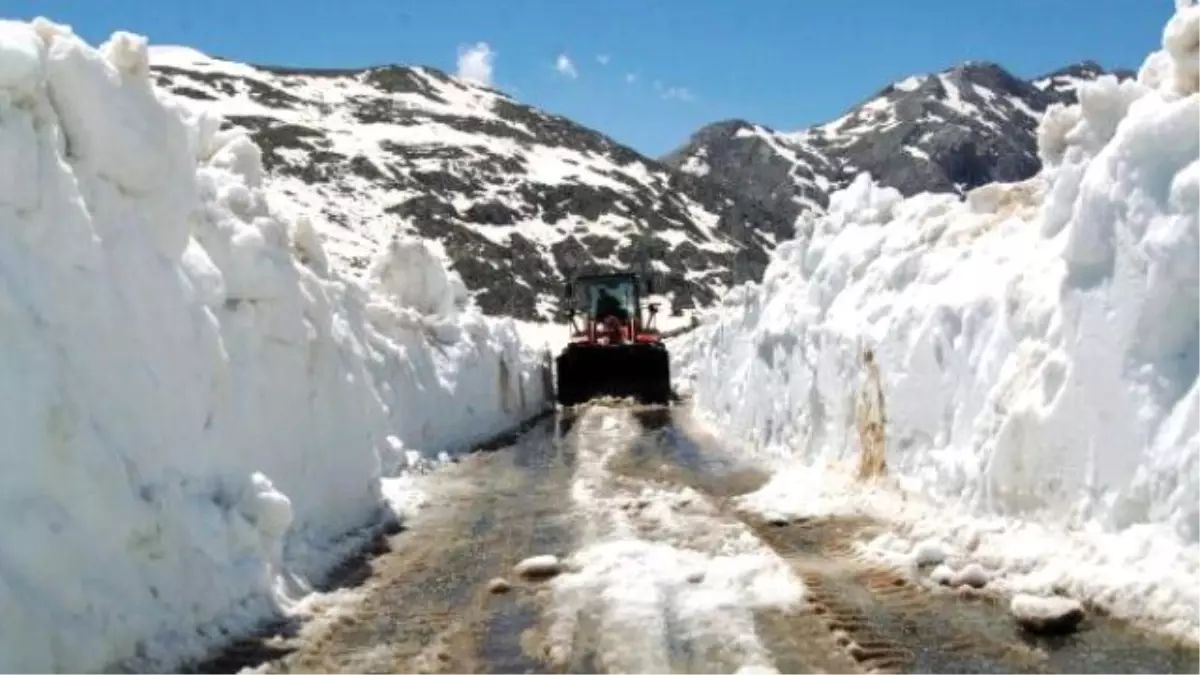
[594,287,629,322]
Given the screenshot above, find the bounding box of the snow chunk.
[911,539,948,566]
[290,215,329,276]
[950,563,991,589]
[828,172,902,225]
[209,131,266,189]
[513,554,565,580]
[238,472,295,542]
[368,236,469,316]
[1037,102,1082,167]
[99,30,150,79]
[0,20,44,94]
[1160,0,1200,95]
[930,564,956,585]
[487,577,513,594]
[1011,594,1086,634]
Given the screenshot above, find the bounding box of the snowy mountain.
[148,48,790,320]
[664,60,1135,227]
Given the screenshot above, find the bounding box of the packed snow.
[675,1,1200,641]
[543,406,805,674]
[0,19,549,673]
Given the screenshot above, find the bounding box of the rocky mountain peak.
[663,57,1134,229]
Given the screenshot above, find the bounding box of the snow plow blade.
[555,342,671,407]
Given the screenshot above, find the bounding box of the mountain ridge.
[150,47,1128,320]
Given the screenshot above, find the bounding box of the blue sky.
[5,0,1170,157]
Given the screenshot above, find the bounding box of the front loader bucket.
[555,343,671,407]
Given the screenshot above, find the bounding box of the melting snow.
[676,1,1200,642]
[543,406,804,674]
[1010,594,1086,634]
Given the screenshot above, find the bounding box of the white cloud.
[555,53,578,79]
[661,85,695,102]
[596,54,610,66]
[456,42,494,86]
[652,80,694,102]
[624,72,637,84]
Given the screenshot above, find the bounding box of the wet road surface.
[193,403,1200,674]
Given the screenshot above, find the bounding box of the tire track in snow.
[747,516,1050,674]
[749,513,1198,674]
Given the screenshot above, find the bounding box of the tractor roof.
[572,272,640,283]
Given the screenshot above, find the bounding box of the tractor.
[554,272,672,407]
[554,269,676,403]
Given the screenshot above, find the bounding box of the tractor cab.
[564,272,660,346]
[554,271,672,406]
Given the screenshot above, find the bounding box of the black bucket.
[555,343,671,406]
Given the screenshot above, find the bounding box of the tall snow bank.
[363,235,548,463]
[676,0,1199,635]
[0,19,549,672]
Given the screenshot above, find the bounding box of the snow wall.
[0,20,550,672]
[675,0,1199,633]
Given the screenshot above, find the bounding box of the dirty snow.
[514,554,565,580]
[675,1,1200,642]
[543,406,805,674]
[0,19,549,673]
[1010,593,1086,634]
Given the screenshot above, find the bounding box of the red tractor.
[554,272,672,406]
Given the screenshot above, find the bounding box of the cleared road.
[192,403,1199,674]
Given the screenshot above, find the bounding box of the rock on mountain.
[663,60,1134,228]
[148,47,790,320]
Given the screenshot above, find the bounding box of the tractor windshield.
[583,277,635,321]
